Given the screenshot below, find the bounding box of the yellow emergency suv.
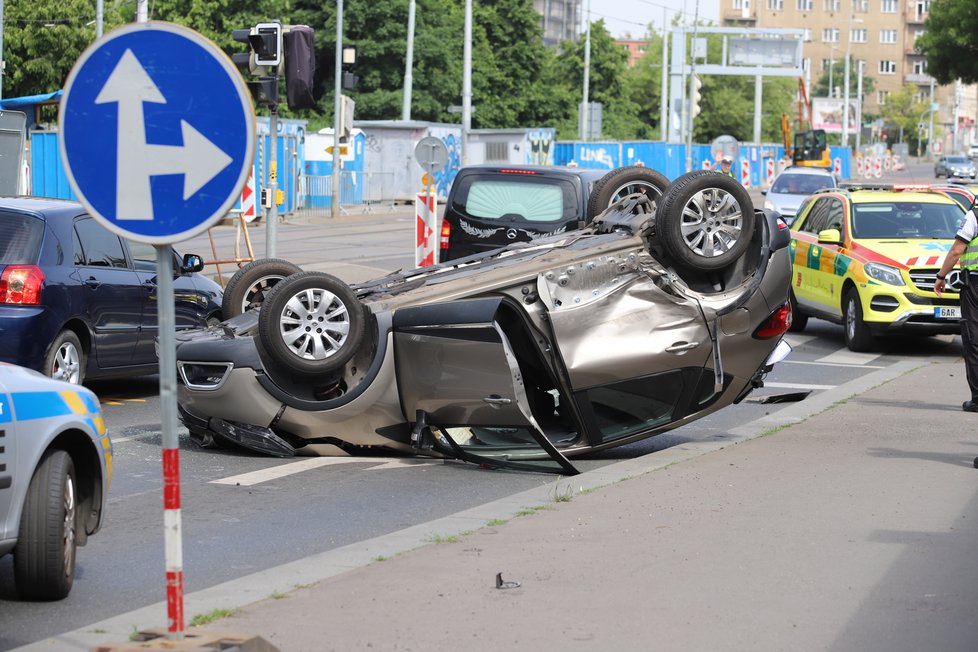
[789,183,966,351]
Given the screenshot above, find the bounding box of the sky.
[587,0,720,40]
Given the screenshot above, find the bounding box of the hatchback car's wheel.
[257,271,366,377]
[788,290,808,332]
[656,171,756,272]
[587,167,670,218]
[843,288,874,352]
[45,331,84,385]
[221,258,303,318]
[14,450,77,600]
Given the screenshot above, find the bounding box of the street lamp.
[841,16,863,149]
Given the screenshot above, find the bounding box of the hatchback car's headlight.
[864,262,905,286]
[763,200,775,211]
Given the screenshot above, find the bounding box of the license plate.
[935,306,961,319]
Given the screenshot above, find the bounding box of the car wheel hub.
[63,474,76,577]
[54,343,81,384]
[279,288,351,361]
[681,188,744,258]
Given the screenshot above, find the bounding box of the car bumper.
[0,306,58,370]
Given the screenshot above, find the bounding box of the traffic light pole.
[267,92,278,259]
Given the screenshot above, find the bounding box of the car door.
[73,217,143,368]
[128,241,207,365]
[392,297,579,474]
[539,262,715,447]
[791,197,838,315]
[0,377,14,542]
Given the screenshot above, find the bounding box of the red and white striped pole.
[163,447,184,633]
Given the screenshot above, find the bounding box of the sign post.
[413,136,448,266]
[59,21,255,640]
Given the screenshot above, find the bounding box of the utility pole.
[402,0,415,121]
[928,77,936,161]
[331,0,343,217]
[579,0,591,141]
[855,61,863,151]
[659,8,668,141]
[462,0,471,165]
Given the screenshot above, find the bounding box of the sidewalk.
[23,358,978,651]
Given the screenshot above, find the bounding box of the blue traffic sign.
[60,22,256,244]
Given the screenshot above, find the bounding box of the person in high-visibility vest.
[935,200,978,414]
[719,156,735,178]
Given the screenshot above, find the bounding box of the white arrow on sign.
[95,49,233,221]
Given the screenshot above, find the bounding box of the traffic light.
[690,74,703,119]
[233,22,283,108]
[341,45,358,91]
[283,25,316,111]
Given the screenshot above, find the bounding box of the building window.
[877,90,889,104]
[852,0,869,11]
[880,29,897,44]
[825,0,840,10]
[797,0,813,10]
[879,60,897,74]
[768,0,784,9]
[912,59,928,75]
[733,0,748,8]
[821,58,834,71]
[916,0,930,20]
[823,28,840,43]
[881,0,897,12]
[803,57,811,71]
[851,28,867,43]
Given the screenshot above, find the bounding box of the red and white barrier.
[415,192,437,267]
[740,160,751,188]
[163,447,184,633]
[241,167,257,222]
[833,157,842,177]
[765,159,776,186]
[702,160,712,170]
[874,157,883,179]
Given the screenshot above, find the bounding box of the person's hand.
[934,277,946,297]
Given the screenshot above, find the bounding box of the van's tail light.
[0,265,44,305]
[440,220,451,249]
[754,302,792,339]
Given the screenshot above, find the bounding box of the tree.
[916,0,978,84]
[879,84,929,155]
[2,0,129,100]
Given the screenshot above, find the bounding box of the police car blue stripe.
[0,395,11,424]
[11,392,74,421]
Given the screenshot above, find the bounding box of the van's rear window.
[0,212,43,265]
[462,179,569,222]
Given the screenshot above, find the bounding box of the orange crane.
[782,78,831,169]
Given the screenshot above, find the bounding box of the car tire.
[788,290,808,332]
[13,450,77,601]
[587,166,670,219]
[221,258,303,318]
[843,287,874,352]
[257,271,366,377]
[45,331,84,385]
[656,171,756,272]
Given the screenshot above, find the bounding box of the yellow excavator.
[781,78,831,169]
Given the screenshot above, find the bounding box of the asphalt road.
[1,160,964,648]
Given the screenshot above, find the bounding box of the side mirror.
[817,228,843,246]
[760,189,768,196]
[182,253,205,274]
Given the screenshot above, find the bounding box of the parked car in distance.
[0,363,111,600]
[0,197,224,385]
[438,165,671,262]
[789,183,965,351]
[934,155,977,179]
[174,172,793,474]
[969,143,978,159]
[761,166,839,225]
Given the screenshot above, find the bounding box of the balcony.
[904,73,933,84]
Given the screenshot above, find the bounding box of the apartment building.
[534,0,583,47]
[721,0,976,153]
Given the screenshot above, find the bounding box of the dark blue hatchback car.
[0,197,223,384]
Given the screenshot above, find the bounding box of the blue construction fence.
[554,141,852,186]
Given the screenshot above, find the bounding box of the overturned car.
[174,170,793,474]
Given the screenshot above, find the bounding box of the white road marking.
[210,456,439,486]
[815,349,883,365]
[783,333,818,347]
[764,381,836,391]
[783,359,885,369]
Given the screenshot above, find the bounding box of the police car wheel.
[843,288,874,352]
[256,271,366,377]
[14,450,77,601]
[656,171,756,272]
[45,331,84,385]
[221,258,303,318]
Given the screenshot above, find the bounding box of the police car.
[0,363,111,600]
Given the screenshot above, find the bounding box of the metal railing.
[299,171,397,217]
